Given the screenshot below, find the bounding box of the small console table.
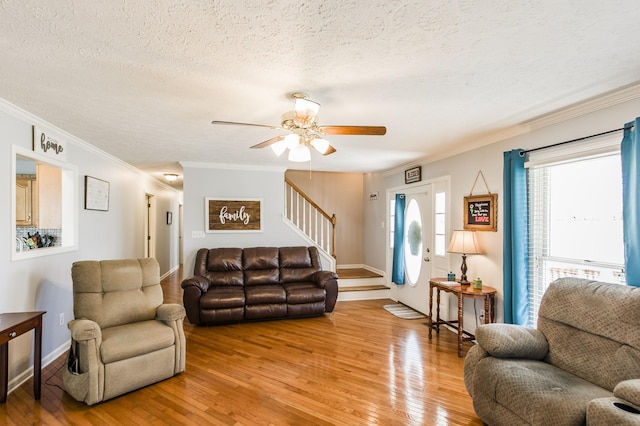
[0,311,46,403]
[428,278,495,357]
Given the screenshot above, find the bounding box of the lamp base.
[459,279,470,286]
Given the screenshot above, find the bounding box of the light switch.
[191,230,206,238]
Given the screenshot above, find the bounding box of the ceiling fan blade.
[319,125,387,136]
[212,120,280,130]
[323,144,337,155]
[250,135,285,149]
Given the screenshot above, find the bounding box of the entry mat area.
[383,303,427,320]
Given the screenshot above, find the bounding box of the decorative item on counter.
[447,271,456,281]
[23,232,55,249]
[473,277,483,290]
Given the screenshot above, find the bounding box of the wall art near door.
[206,198,262,232]
[464,193,497,232]
[84,176,110,211]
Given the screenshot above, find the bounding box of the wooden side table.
[0,311,46,403]
[428,278,495,357]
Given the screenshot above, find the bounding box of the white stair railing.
[284,177,336,260]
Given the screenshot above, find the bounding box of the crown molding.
[521,82,640,130]
[382,82,640,177]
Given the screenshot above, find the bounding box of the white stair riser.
[338,277,385,288]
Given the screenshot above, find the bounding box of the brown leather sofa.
[181,246,339,325]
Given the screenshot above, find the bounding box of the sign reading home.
[33,126,67,161]
[206,198,262,232]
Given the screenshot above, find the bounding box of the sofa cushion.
[71,259,163,329]
[282,282,326,304]
[243,247,280,285]
[245,285,286,305]
[198,248,244,286]
[280,247,320,283]
[245,304,287,319]
[101,320,176,364]
[474,357,612,425]
[201,286,245,309]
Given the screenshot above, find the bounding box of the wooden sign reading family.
[206,198,262,232]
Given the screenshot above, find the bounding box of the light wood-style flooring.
[1,268,482,425]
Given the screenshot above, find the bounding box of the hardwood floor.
[1,268,483,425]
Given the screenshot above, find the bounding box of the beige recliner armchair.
[63,258,186,405]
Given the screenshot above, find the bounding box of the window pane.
[547,155,623,264]
[435,192,446,256]
[527,152,624,327]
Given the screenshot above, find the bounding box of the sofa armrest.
[180,275,211,293]
[68,319,101,341]
[615,379,640,407]
[312,270,339,288]
[312,270,339,312]
[475,323,548,360]
[463,344,490,398]
[156,303,186,322]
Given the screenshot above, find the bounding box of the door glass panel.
[434,192,446,256]
[404,198,422,285]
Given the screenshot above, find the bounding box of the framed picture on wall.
[84,176,110,211]
[464,193,497,232]
[205,198,262,232]
[405,166,422,184]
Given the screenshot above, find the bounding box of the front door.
[397,187,433,314]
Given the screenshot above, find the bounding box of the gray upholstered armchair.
[63,258,186,405]
[464,278,640,425]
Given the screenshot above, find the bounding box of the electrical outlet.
[59,313,64,326]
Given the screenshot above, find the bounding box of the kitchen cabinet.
[16,177,35,226]
[15,164,61,228]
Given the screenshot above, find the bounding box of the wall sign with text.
[33,126,67,161]
[464,193,497,232]
[206,198,262,232]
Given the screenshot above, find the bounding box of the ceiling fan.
[211,92,386,162]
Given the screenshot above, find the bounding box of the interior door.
[397,186,433,314]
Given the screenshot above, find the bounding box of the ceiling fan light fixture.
[284,133,300,148]
[288,144,311,162]
[293,97,320,128]
[270,140,287,156]
[310,138,331,154]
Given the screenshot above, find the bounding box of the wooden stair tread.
[337,268,383,279]
[338,284,388,292]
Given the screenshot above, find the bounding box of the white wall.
[365,96,640,332]
[0,99,181,392]
[181,163,314,275]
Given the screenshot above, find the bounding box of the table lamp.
[447,230,482,285]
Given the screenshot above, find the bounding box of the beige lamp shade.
[447,230,481,254]
[447,230,481,284]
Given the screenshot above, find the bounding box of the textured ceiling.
[2,1,640,188]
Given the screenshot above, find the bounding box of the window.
[12,145,78,260]
[434,192,446,256]
[403,198,422,285]
[526,144,624,326]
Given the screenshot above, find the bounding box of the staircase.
[336,267,391,301]
[284,178,391,301]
